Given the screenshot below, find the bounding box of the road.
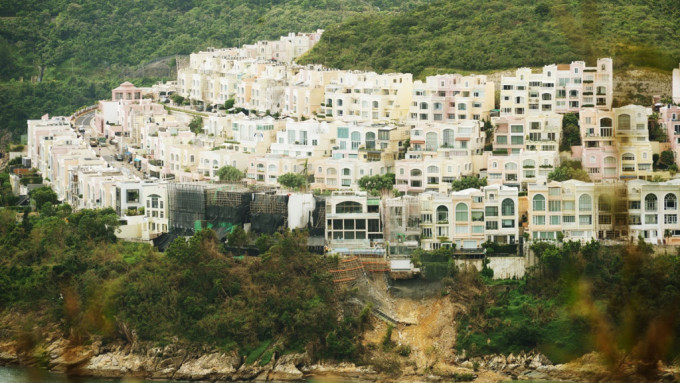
[75,111,145,179]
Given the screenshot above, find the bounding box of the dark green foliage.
[29,186,58,208]
[459,240,680,365]
[277,172,307,189]
[450,176,486,192]
[411,247,458,281]
[560,113,581,152]
[357,173,395,195]
[226,225,249,248]
[657,150,675,170]
[300,0,680,76]
[224,98,235,110]
[216,165,244,182]
[188,116,203,134]
[548,160,590,182]
[0,199,359,359]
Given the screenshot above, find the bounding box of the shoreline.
[2,335,672,383]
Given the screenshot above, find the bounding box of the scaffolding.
[383,196,421,256]
[325,256,364,286]
[308,196,326,236]
[205,185,253,235]
[168,183,206,234]
[250,193,289,234]
[330,248,390,273]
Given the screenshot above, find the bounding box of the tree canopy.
[358,173,395,195]
[216,165,244,182]
[277,172,307,189]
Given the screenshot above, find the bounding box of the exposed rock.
[173,352,240,381]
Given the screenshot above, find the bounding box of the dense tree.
[560,113,581,152]
[216,165,245,182]
[189,116,203,134]
[450,176,487,191]
[357,173,395,195]
[277,172,307,189]
[300,0,680,76]
[548,160,589,182]
[29,186,58,208]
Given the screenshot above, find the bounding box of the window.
[486,206,498,217]
[443,129,454,147]
[455,203,468,221]
[486,221,499,230]
[579,194,592,211]
[665,214,677,224]
[645,194,657,211]
[549,200,561,212]
[511,125,523,133]
[422,228,432,238]
[471,211,484,222]
[579,215,592,225]
[365,132,376,149]
[510,136,524,145]
[337,127,349,138]
[505,162,518,171]
[533,215,545,225]
[630,215,641,225]
[342,168,351,176]
[563,216,575,223]
[455,226,468,234]
[472,225,484,234]
[645,214,658,224]
[618,114,630,130]
[496,136,508,144]
[437,205,449,222]
[550,216,560,225]
[502,198,515,216]
[533,194,546,211]
[665,193,677,210]
[336,201,362,214]
[502,219,515,228]
[411,169,422,177]
[426,132,438,151]
[599,215,611,224]
[629,201,641,209]
[351,131,361,150]
[427,165,439,173]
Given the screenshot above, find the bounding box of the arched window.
[326,168,337,176]
[366,132,376,149]
[336,201,362,214]
[665,193,677,210]
[604,156,616,165]
[618,114,630,130]
[502,198,515,216]
[427,165,439,173]
[579,194,592,211]
[600,118,612,127]
[147,194,161,209]
[436,205,449,222]
[533,194,545,211]
[523,159,535,168]
[410,169,422,177]
[542,93,552,101]
[351,131,361,150]
[268,164,277,172]
[443,129,454,147]
[426,132,438,151]
[455,203,468,221]
[505,162,518,171]
[257,163,264,171]
[317,167,322,173]
[645,194,657,211]
[622,153,635,161]
[598,195,611,212]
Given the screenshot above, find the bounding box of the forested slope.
[0,0,426,138]
[299,0,680,77]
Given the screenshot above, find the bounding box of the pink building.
[660,105,680,166]
[112,81,142,101]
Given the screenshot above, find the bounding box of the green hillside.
[298,0,680,77]
[0,0,426,138]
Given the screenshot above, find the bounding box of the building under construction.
[383,196,421,256]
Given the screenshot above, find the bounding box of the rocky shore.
[0,336,677,382]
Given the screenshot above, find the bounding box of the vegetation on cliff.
[457,239,680,372]
[299,0,680,77]
[0,195,364,360]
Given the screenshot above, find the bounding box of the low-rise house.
[492,113,562,154]
[486,150,559,191]
[408,74,494,123]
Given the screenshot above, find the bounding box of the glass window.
[336,201,362,214]
[485,206,498,217]
[437,205,449,222]
[337,127,349,139]
[455,203,468,221]
[579,194,592,211]
[533,194,546,211]
[550,215,560,225]
[645,194,658,211]
[502,198,515,216]
[471,211,484,222]
[549,200,561,212]
[665,193,677,210]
